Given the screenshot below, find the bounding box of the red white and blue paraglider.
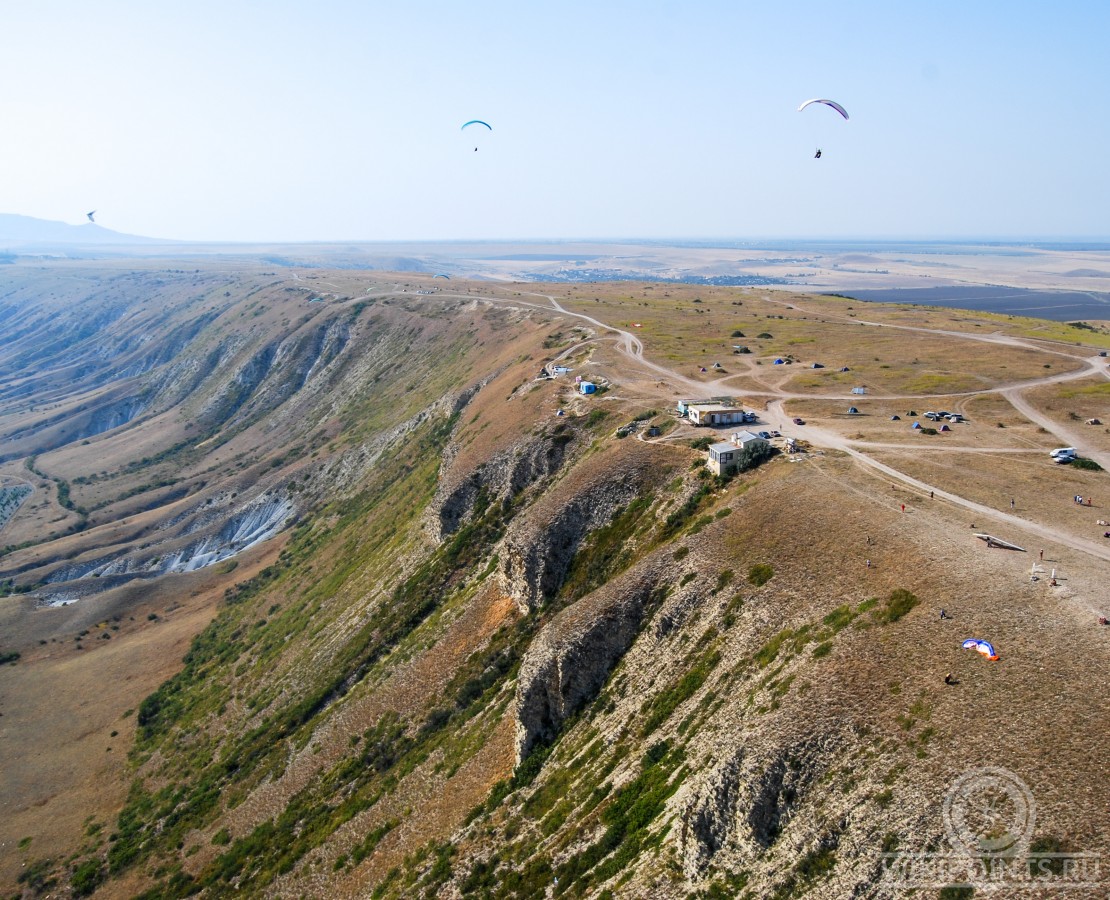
[962,638,1000,661]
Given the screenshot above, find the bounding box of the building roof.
[732,430,766,444]
[689,403,744,414]
[709,441,737,455]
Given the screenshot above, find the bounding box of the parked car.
[792,417,805,425]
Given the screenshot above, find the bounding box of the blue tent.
[773,358,785,365]
[911,422,922,430]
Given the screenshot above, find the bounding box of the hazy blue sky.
[3,1,1108,242]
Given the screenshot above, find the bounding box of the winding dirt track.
[513,290,1110,565]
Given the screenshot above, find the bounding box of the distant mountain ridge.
[0,213,164,246]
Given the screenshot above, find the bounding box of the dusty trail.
[510,288,1110,568]
[375,283,1108,568]
[1003,382,1110,472]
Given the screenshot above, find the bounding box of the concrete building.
[686,403,752,427]
[706,431,769,475]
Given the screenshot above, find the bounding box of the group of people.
[1074,495,1092,505]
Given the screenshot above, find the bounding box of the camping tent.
[911,422,922,430]
[847,407,859,414]
[891,415,901,421]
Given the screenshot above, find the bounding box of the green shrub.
[1028,835,1070,877]
[1069,457,1103,471]
[875,589,919,624]
[795,847,836,884]
[735,440,774,473]
[822,604,857,632]
[748,563,774,586]
[70,859,104,897]
[641,646,721,735]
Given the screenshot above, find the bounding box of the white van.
[1051,447,1077,462]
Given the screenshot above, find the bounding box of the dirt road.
[515,289,1110,566]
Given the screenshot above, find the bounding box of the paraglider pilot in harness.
[814,149,822,159]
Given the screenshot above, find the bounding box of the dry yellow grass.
[2,267,1108,897]
[0,538,283,892]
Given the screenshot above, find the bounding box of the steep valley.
[1,262,1108,899]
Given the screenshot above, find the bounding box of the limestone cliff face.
[36,490,296,604]
[426,425,578,545]
[495,439,679,614]
[678,733,845,879]
[513,560,666,763]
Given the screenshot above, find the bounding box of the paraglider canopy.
[797,98,849,120]
[462,120,492,151]
[962,638,1000,660]
[798,100,848,158]
[433,274,450,279]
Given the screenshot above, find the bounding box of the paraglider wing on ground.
[962,638,1000,660]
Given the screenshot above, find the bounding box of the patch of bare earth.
[0,539,281,893]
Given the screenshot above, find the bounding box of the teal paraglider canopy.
[462,120,492,151]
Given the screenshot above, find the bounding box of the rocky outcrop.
[428,425,577,543]
[513,560,666,763]
[82,396,150,436]
[37,491,295,598]
[311,384,482,502]
[679,734,845,879]
[496,440,675,613]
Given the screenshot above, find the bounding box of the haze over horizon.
[3,1,1108,244]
